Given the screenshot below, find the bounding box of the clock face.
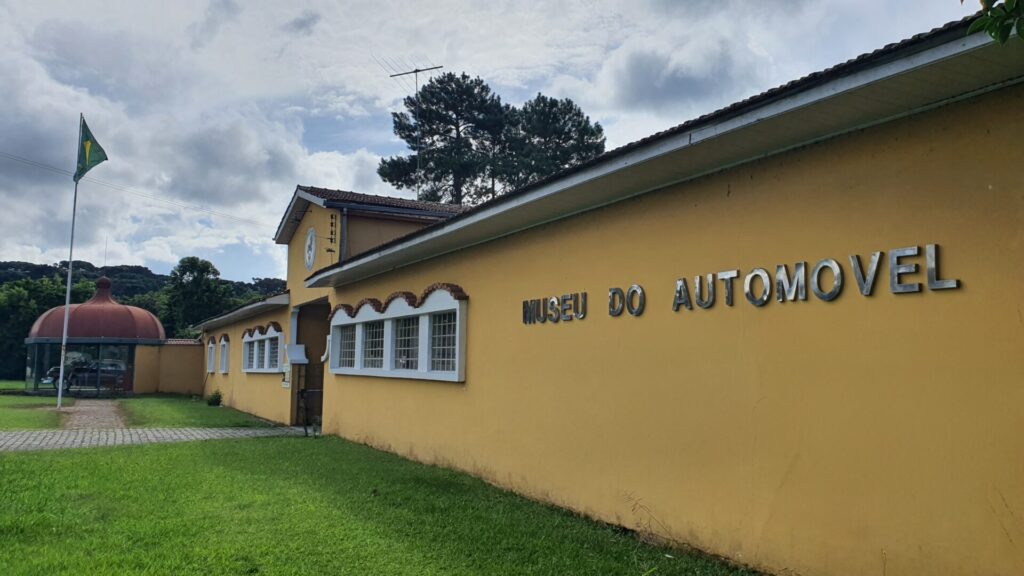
[304,228,316,271]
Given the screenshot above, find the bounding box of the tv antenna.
[390,64,443,195]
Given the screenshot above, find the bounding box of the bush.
[206,390,222,407]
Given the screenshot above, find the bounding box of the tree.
[498,94,605,194]
[249,277,286,296]
[378,74,606,205]
[378,72,506,204]
[0,277,94,379]
[121,290,167,320]
[163,257,233,338]
[964,1,1024,43]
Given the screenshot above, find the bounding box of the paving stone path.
[61,398,127,429]
[0,399,303,453]
[0,426,304,452]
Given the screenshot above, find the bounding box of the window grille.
[338,325,356,368]
[430,311,457,371]
[393,317,419,370]
[245,342,254,370]
[362,321,384,368]
[207,342,215,373]
[268,337,279,369]
[256,339,266,369]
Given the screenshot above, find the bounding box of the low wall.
[157,343,203,395]
[133,345,160,394]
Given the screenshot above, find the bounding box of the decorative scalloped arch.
[352,298,384,316]
[419,283,469,303]
[331,284,468,318]
[383,291,418,308]
[333,303,358,319]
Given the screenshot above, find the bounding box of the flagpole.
[55,115,83,409]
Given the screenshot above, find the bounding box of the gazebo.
[24,277,165,394]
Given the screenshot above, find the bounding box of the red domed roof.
[28,277,165,341]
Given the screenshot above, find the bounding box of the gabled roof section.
[274,186,468,245]
[307,16,1024,289]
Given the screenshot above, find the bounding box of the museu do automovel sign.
[522,244,959,324]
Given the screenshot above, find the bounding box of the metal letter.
[849,252,881,296]
[548,296,561,323]
[811,258,843,301]
[608,287,625,317]
[522,300,535,325]
[560,294,573,322]
[575,292,588,320]
[775,262,807,302]
[533,299,546,324]
[889,246,921,294]
[926,244,959,290]
[694,273,715,309]
[744,268,771,307]
[626,284,646,316]
[717,269,739,306]
[672,278,692,311]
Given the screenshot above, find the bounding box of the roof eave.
[307,30,1023,289]
[195,292,291,331]
[274,189,328,245]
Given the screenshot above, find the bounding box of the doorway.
[295,300,330,426]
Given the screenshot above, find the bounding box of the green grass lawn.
[119,395,272,428]
[0,437,757,576]
[0,379,26,390]
[0,395,73,430]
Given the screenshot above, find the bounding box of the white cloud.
[0,0,974,280]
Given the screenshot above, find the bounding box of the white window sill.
[329,366,462,383]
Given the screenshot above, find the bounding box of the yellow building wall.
[134,344,205,395]
[320,85,1024,576]
[287,203,338,307]
[344,215,427,260]
[203,307,294,425]
[157,344,203,395]
[133,345,160,394]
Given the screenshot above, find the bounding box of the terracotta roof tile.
[298,186,468,215]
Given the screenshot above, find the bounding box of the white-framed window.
[362,321,385,368]
[207,339,216,374]
[337,325,356,368]
[393,316,419,370]
[242,324,285,373]
[429,311,457,372]
[219,336,229,374]
[329,288,466,382]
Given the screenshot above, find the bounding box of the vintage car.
[46,360,127,390]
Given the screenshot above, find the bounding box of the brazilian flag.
[73,115,108,182]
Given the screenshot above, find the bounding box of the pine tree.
[378,73,505,205]
[379,76,605,205]
[504,94,605,192]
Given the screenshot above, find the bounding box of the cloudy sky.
[0,0,972,281]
